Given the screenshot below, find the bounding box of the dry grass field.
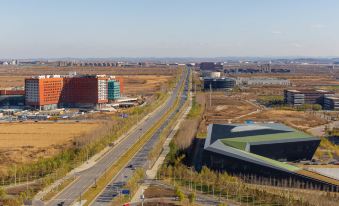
[236,109,328,130]
[0,66,177,77]
[0,67,176,96]
[123,75,173,95]
[0,121,100,172]
[0,76,26,88]
[233,72,339,87]
[0,74,173,96]
[204,92,257,124]
[199,92,327,133]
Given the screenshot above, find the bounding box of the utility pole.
[86,148,89,163]
[79,192,82,205]
[190,167,193,191]
[14,164,17,185]
[141,188,145,206]
[209,83,212,107]
[26,173,28,194]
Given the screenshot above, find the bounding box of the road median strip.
[80,70,188,206]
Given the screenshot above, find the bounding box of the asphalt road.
[91,69,190,206]
[46,68,189,206]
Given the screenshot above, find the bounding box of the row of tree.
[159,164,339,206]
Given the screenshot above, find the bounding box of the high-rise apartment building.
[61,75,108,108]
[25,75,109,109]
[25,75,63,110]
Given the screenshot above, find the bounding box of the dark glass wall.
[250,140,320,161]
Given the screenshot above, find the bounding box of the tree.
[0,187,6,199]
[175,186,185,202]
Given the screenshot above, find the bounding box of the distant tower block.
[260,64,271,73]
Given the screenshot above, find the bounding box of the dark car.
[57,202,65,206]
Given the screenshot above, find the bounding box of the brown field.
[0,74,173,96]
[0,76,25,88]
[232,72,339,88]
[0,67,176,96]
[199,92,327,133]
[123,75,174,95]
[236,109,328,130]
[0,66,177,77]
[204,92,258,124]
[0,121,99,171]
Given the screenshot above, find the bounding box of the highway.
[91,68,190,205]
[45,68,189,206]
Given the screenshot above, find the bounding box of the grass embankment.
[148,69,191,168]
[174,92,205,152]
[187,96,201,119]
[81,69,187,206]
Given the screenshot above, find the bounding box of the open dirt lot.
[0,122,99,172]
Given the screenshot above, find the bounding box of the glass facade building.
[108,80,120,100]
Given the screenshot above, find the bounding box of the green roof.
[222,139,247,150]
[207,123,318,172]
[222,131,312,145]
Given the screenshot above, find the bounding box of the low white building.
[237,77,290,86]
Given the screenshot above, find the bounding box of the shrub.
[188,192,195,203]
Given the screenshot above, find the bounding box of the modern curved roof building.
[202,123,339,190]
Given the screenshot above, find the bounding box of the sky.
[0,0,339,58]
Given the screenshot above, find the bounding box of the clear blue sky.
[0,0,339,58]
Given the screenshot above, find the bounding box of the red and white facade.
[25,75,108,109]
